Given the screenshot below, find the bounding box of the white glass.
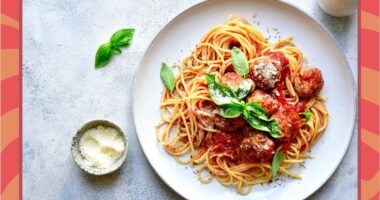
[317,0,357,17]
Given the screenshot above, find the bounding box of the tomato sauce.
[264,51,289,67]
[201,131,243,157]
[294,100,307,113]
[182,136,189,144]
[165,145,177,153]
[278,140,292,152]
[275,84,287,106]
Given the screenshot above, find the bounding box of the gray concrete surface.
[23,0,357,199]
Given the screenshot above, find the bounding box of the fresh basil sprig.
[160,63,176,92]
[110,29,135,48]
[218,103,244,118]
[95,43,113,68]
[205,74,241,105]
[242,109,271,132]
[271,151,285,176]
[95,28,135,69]
[242,108,283,138]
[205,74,283,138]
[245,102,270,121]
[300,108,312,123]
[267,120,283,138]
[231,47,249,77]
[235,79,254,100]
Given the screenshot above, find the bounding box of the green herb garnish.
[271,151,285,176]
[160,63,176,92]
[301,108,312,123]
[231,47,249,77]
[95,43,113,68]
[95,28,135,69]
[243,109,271,132]
[205,74,241,105]
[235,79,254,100]
[205,73,283,138]
[218,103,244,118]
[245,102,270,121]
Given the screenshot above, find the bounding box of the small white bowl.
[71,119,128,175]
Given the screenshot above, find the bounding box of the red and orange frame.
[0,0,379,199]
[1,0,22,199]
[360,1,380,200]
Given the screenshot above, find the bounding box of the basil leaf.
[112,47,122,54]
[160,63,176,92]
[218,103,243,118]
[271,151,285,176]
[110,29,135,48]
[245,102,270,121]
[267,119,283,138]
[235,79,253,100]
[204,73,216,84]
[301,108,312,123]
[205,74,239,105]
[243,109,271,132]
[95,43,113,69]
[94,28,135,69]
[231,47,249,77]
[243,107,283,138]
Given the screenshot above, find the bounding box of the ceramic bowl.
[71,119,128,175]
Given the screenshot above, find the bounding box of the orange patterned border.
[1,0,21,199]
[359,1,380,200]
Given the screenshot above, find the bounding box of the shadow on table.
[319,13,354,34]
[80,167,122,188]
[313,6,357,50]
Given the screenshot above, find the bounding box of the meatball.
[250,57,281,90]
[220,72,243,91]
[214,114,246,132]
[241,131,275,162]
[294,67,324,98]
[263,51,289,67]
[271,105,301,141]
[246,90,280,116]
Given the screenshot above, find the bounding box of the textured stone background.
[23,0,357,199]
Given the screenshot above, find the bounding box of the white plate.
[132,0,356,199]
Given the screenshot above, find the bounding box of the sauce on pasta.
[156,15,328,195]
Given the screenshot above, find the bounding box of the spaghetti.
[156,15,328,195]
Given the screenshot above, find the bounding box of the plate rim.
[132,0,357,199]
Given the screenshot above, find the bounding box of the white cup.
[317,0,357,17]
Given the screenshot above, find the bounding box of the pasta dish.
[156,15,328,195]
